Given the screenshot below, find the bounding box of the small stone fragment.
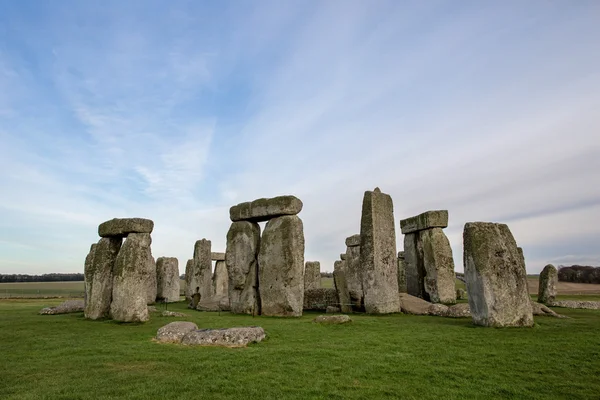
[39,300,85,315]
[313,315,352,324]
[181,327,266,347]
[161,310,188,317]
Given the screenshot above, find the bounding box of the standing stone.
[226,221,261,315]
[420,228,456,304]
[304,261,321,291]
[156,257,180,303]
[83,243,97,307]
[404,233,427,300]
[345,235,363,310]
[397,251,407,293]
[463,222,533,327]
[359,188,400,314]
[258,215,305,317]
[184,259,194,302]
[333,260,352,313]
[110,233,152,322]
[538,264,558,305]
[85,237,121,320]
[146,255,157,305]
[213,260,229,299]
[193,239,213,302]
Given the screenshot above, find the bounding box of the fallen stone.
[184,259,194,302]
[397,251,407,293]
[345,234,361,247]
[360,188,400,314]
[399,294,471,317]
[398,293,431,315]
[345,241,363,311]
[39,300,85,315]
[156,321,198,343]
[549,300,600,310]
[531,301,567,318]
[304,261,321,291]
[420,227,456,304]
[161,310,188,317]
[226,221,261,315]
[156,257,180,303]
[147,255,157,305]
[443,303,471,318]
[400,210,448,234]
[98,218,154,238]
[85,237,122,320]
[303,288,339,310]
[464,222,534,327]
[181,327,266,347]
[213,260,229,299]
[538,264,558,305]
[326,306,341,313]
[258,215,305,317]
[230,195,303,223]
[313,315,352,324]
[211,252,226,261]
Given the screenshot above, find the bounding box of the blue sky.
[1,1,599,274]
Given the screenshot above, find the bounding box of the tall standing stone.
[157,257,181,303]
[258,215,305,317]
[110,233,152,322]
[420,228,456,304]
[404,233,427,299]
[333,260,352,313]
[226,221,261,315]
[193,239,213,302]
[397,251,407,293]
[83,243,97,307]
[213,260,229,299]
[85,237,121,320]
[304,261,321,291]
[184,259,194,301]
[146,255,157,305]
[345,234,363,310]
[538,264,558,305]
[359,188,399,314]
[463,222,533,327]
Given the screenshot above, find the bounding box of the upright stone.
[404,233,427,300]
[258,215,305,317]
[345,235,363,310]
[333,260,352,313]
[85,237,121,320]
[359,188,400,314]
[156,257,180,302]
[463,222,533,327]
[304,261,321,291]
[83,243,97,307]
[110,233,152,322]
[538,264,558,305]
[213,260,229,298]
[146,255,157,305]
[226,221,261,315]
[193,239,213,302]
[397,251,407,293]
[184,259,194,302]
[420,228,456,304]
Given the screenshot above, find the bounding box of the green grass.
[1,299,599,399]
[0,281,85,298]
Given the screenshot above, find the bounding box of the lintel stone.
[98,218,154,237]
[400,210,448,234]
[229,195,303,222]
[345,234,361,247]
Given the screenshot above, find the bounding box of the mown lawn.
[1,299,599,399]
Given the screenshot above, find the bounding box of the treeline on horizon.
[558,265,600,284]
[0,273,84,283]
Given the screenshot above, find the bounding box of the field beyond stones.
[0,299,599,399]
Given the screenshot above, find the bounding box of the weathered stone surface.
[464,222,533,327]
[345,234,361,247]
[360,188,400,314]
[549,300,600,310]
[443,303,471,318]
[538,264,557,305]
[340,254,347,260]
[397,251,407,293]
[211,252,226,261]
[259,215,305,317]
[85,237,122,320]
[398,293,431,315]
[420,228,456,304]
[456,288,467,300]
[40,300,85,315]
[333,261,352,313]
[345,243,363,311]
[313,315,352,324]
[146,256,157,305]
[226,221,261,315]
[83,243,97,307]
[161,311,188,317]
[196,295,230,312]
[326,306,341,313]
[404,233,427,300]
[213,260,229,299]
[181,327,266,347]
[303,288,338,310]
[156,257,180,303]
[304,261,321,291]
[194,239,213,302]
[398,294,471,318]
[531,301,567,318]
[156,321,198,343]
[147,306,158,313]
[230,195,303,222]
[400,210,448,234]
[110,233,152,323]
[98,218,154,238]
[184,259,194,301]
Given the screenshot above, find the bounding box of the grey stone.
[161,310,188,317]
[360,188,400,314]
[398,294,471,318]
[83,243,97,308]
[156,321,198,343]
[110,233,152,323]
[398,293,431,315]
[313,315,352,324]
[345,243,363,310]
[39,300,85,315]
[98,218,154,238]
[340,253,347,260]
[326,306,341,313]
[333,261,352,313]
[226,221,261,315]
[345,234,361,247]
[549,300,600,310]
[463,222,534,327]
[538,264,557,305]
[194,239,213,302]
[420,228,456,304]
[397,251,407,293]
[400,210,448,234]
[181,327,266,347]
[230,195,303,223]
[156,257,180,303]
[184,259,194,302]
[85,237,122,320]
[304,261,321,291]
[456,288,467,300]
[404,233,427,300]
[303,288,339,310]
[258,215,305,317]
[213,260,229,299]
[211,252,226,261]
[146,256,157,305]
[196,295,231,312]
[147,306,158,313]
[531,301,567,318]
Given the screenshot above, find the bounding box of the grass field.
[0,299,599,399]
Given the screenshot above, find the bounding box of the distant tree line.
[0,273,84,283]
[320,272,333,278]
[558,265,600,284]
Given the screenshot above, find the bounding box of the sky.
[1,1,599,275]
